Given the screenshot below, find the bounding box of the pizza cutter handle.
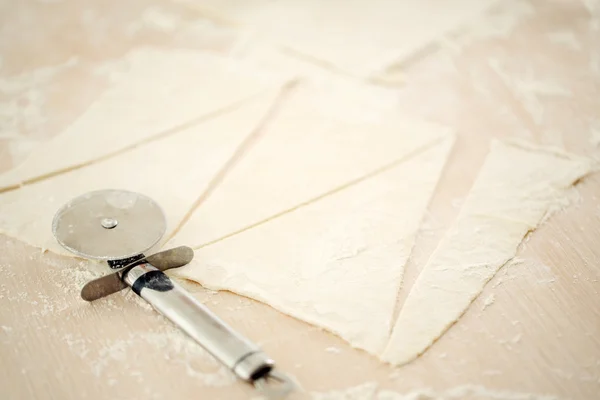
[121,263,294,397]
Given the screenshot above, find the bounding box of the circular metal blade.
[52,189,166,260]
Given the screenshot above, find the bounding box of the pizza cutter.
[52,189,294,398]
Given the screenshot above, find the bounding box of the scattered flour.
[56,262,104,293]
[547,31,583,51]
[62,327,235,387]
[582,0,600,14]
[1,2,596,397]
[451,198,465,209]
[491,258,525,289]
[482,370,503,376]
[418,211,445,236]
[310,383,560,400]
[445,0,536,48]
[312,382,379,400]
[488,61,572,127]
[0,57,78,138]
[590,50,600,76]
[124,5,231,45]
[481,294,496,311]
[6,137,42,167]
[377,385,560,400]
[325,346,342,354]
[536,277,556,285]
[510,333,523,344]
[126,6,182,35]
[590,125,600,147]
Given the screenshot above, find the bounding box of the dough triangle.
[167,86,452,248]
[0,90,281,256]
[178,0,495,77]
[0,47,285,192]
[173,135,455,354]
[382,140,593,365]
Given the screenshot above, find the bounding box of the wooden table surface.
[1,1,599,399]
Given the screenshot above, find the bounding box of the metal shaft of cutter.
[122,263,274,382]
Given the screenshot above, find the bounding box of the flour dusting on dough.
[175,135,455,355]
[0,48,287,193]
[382,140,592,366]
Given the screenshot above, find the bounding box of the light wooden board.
[1,0,599,399]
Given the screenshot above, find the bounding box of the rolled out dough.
[0,90,281,256]
[167,86,452,248]
[173,135,455,354]
[0,47,286,192]
[177,0,496,77]
[382,140,592,365]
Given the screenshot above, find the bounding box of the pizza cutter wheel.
[52,189,294,399]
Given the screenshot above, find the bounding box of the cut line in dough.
[0,47,288,193]
[173,134,455,354]
[167,85,453,249]
[176,0,496,78]
[381,140,592,366]
[0,89,283,257]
